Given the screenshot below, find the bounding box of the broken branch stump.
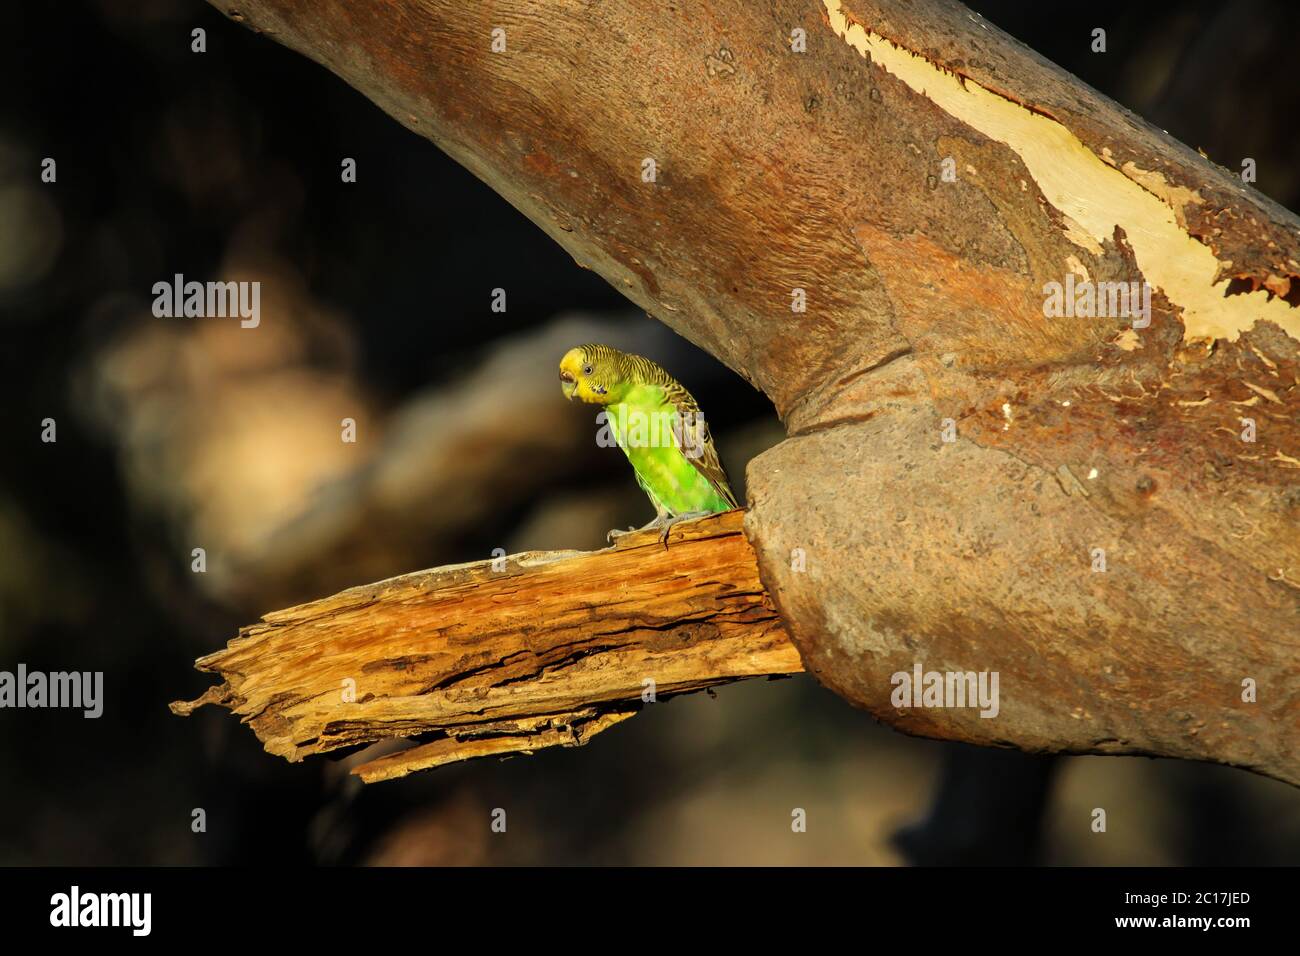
[170,511,801,783]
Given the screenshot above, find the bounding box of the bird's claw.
[607,512,714,549]
[656,511,714,550]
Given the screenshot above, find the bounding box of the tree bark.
[171,512,801,783]
[204,0,1300,785]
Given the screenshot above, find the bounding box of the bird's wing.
[659,379,740,510]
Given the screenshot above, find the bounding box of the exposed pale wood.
[353,711,637,784]
[171,511,802,781]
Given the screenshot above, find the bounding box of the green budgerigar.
[559,344,738,543]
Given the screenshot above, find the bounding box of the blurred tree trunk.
[209,0,1300,785]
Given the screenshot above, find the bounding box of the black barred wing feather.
[659,378,740,510]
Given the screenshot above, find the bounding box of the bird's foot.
[607,512,716,548]
[654,511,715,550]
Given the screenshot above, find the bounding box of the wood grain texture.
[171,511,802,782]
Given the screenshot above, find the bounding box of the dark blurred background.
[1,0,1297,865]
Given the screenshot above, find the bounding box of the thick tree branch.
[201,0,1300,786]
[171,512,801,783]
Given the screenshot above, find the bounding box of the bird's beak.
[559,370,576,401]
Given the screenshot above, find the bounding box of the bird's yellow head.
[559,344,621,405]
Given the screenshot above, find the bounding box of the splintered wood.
[170,511,801,783]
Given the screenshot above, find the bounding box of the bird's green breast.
[606,385,730,516]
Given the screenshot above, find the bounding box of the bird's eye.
[582,363,594,376]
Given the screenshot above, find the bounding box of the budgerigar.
[559,344,738,544]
